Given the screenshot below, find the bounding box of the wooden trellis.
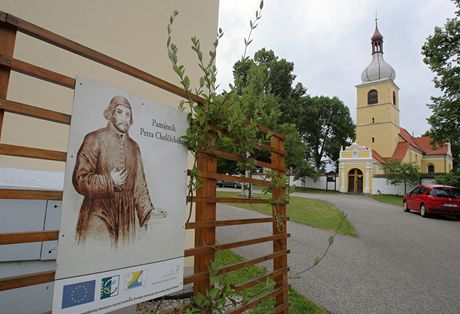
[0,11,289,313]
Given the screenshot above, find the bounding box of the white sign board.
[52,76,188,313]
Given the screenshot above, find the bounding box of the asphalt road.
[216,192,460,314]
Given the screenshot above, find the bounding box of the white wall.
[371,177,416,195]
[371,177,436,195]
[290,175,436,195]
[290,175,339,191]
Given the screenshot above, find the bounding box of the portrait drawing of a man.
[72,96,166,245]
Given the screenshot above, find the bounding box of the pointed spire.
[361,17,396,82]
[371,17,383,54]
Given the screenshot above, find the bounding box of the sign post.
[52,77,188,314]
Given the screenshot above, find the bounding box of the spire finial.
[371,14,383,54]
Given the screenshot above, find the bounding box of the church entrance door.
[348,168,363,193]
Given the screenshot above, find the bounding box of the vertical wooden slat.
[193,152,217,296]
[0,15,17,138]
[271,135,289,313]
[0,12,290,311]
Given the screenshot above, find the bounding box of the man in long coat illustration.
[72,96,166,244]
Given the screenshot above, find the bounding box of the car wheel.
[420,204,428,218]
[403,201,409,212]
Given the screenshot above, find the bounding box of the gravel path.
[216,192,460,314]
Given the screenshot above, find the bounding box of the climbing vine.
[166,0,288,217]
[164,1,343,312]
[165,1,290,311]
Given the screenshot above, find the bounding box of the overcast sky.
[216,0,457,137]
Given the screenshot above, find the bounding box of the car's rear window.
[430,188,460,198]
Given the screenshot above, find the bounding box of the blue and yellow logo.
[125,270,145,290]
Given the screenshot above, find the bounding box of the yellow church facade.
[339,21,453,194]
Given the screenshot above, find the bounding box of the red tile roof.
[394,128,449,157]
[392,142,409,161]
[368,128,449,163]
[372,149,386,164]
[399,128,423,151]
[413,136,448,155]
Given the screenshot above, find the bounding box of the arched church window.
[368,89,378,104]
[393,91,397,106]
[428,164,435,173]
[372,117,375,123]
[372,137,375,143]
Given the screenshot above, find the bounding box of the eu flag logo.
[61,280,96,309]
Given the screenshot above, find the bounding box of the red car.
[403,184,460,217]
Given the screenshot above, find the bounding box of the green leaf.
[182,76,190,89]
[191,36,198,45]
[172,64,182,76]
[314,256,320,266]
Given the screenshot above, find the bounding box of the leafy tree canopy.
[435,169,460,187]
[421,0,460,167]
[233,48,307,126]
[382,160,421,194]
[300,96,355,171]
[230,49,355,175]
[218,54,311,177]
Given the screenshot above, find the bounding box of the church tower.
[338,18,453,194]
[356,19,400,158]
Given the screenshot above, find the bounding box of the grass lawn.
[368,194,404,207]
[214,249,325,313]
[250,185,339,194]
[217,191,356,236]
[291,186,340,194]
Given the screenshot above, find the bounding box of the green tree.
[223,49,309,176]
[233,48,307,126]
[300,96,355,171]
[382,160,421,194]
[217,64,283,174]
[435,169,460,187]
[233,50,355,174]
[421,0,460,168]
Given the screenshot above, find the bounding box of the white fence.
[290,175,339,191]
[0,168,64,313]
[371,177,436,195]
[290,174,436,195]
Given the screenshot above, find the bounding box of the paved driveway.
[216,193,460,313]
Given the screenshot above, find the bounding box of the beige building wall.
[0,0,220,267]
[400,148,454,174]
[356,79,399,109]
[401,147,423,167]
[339,143,375,194]
[421,156,453,173]
[0,0,219,171]
[356,79,400,158]
[356,123,400,158]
